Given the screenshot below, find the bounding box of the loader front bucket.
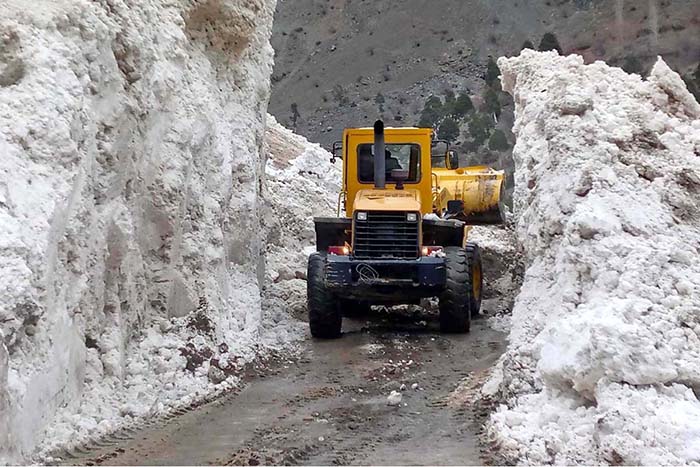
[438,166,506,225]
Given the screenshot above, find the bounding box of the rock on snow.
[0,0,338,462]
[387,390,403,406]
[488,50,700,465]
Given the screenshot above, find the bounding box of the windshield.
[357,143,421,184]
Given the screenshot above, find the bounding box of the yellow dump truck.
[308,121,504,338]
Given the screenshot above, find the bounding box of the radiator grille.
[352,211,419,259]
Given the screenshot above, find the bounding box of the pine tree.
[538,32,562,54]
[443,89,456,115]
[438,117,460,142]
[485,56,500,87]
[418,95,444,128]
[622,56,643,75]
[488,129,509,151]
[453,93,474,118]
[482,87,501,118]
[682,65,700,101]
[467,112,494,147]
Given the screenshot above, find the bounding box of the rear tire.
[439,247,471,333]
[465,242,483,318]
[307,253,342,338]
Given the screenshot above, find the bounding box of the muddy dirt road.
[61,314,506,466]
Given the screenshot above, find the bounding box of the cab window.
[357,143,421,183]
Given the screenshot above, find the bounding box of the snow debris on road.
[261,115,340,341]
[468,226,522,330]
[0,1,338,463]
[487,50,700,465]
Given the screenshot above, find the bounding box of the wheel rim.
[472,262,482,301]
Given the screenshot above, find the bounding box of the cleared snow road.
[59,316,506,466]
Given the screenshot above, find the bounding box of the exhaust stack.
[373,120,386,189]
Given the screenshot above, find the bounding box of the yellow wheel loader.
[308,121,505,338]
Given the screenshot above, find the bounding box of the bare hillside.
[269,0,699,155]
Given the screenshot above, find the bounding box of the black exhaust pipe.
[373,120,385,189]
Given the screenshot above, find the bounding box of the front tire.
[307,253,342,338]
[439,247,472,333]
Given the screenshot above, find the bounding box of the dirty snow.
[0,0,340,462]
[261,115,341,334]
[487,50,700,465]
[469,225,521,328]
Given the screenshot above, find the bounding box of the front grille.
[352,211,419,259]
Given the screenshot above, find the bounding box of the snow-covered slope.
[487,50,700,464]
[0,0,278,462]
[261,115,341,335]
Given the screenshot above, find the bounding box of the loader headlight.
[406,212,418,222]
[356,211,367,221]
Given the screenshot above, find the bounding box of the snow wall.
[489,50,700,465]
[0,0,285,461]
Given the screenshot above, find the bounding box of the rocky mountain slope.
[269,0,699,175]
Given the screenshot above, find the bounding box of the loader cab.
[333,126,435,216]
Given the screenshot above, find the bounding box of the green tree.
[453,93,474,118]
[482,87,501,118]
[538,32,562,54]
[467,112,494,146]
[485,56,500,87]
[691,63,700,100]
[488,129,509,151]
[622,56,644,75]
[521,39,534,50]
[682,65,700,101]
[438,117,460,142]
[418,95,444,127]
[443,89,456,115]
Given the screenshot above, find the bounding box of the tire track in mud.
[55,228,519,466]
[57,318,506,466]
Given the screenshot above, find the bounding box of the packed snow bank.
[0,0,279,462]
[467,226,521,331]
[261,115,341,329]
[488,50,700,465]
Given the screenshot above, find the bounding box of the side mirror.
[330,141,343,163]
[447,150,459,170]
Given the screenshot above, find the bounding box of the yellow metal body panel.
[342,127,433,216]
[432,166,504,223]
[353,189,422,213]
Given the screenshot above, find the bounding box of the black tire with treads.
[465,242,483,318]
[307,253,342,338]
[439,247,472,333]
